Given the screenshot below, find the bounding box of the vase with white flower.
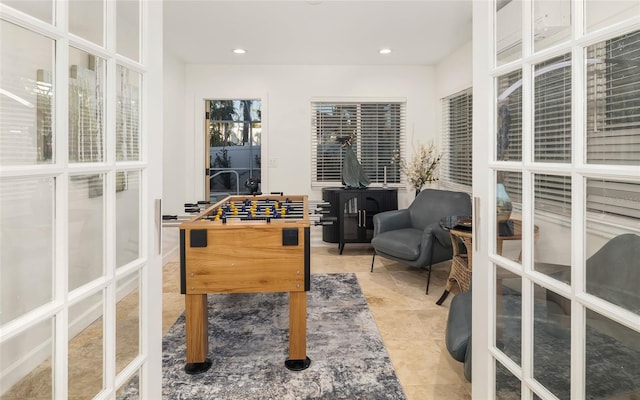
[398,140,442,197]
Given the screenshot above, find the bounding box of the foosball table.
[179,194,311,374]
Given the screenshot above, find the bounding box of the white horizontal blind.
[587,179,640,220]
[532,53,573,215]
[115,66,140,162]
[534,53,572,163]
[441,88,473,188]
[585,29,640,220]
[310,101,405,186]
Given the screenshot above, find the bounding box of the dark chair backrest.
[408,189,472,231]
[586,233,640,313]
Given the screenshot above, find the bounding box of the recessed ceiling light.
[379,48,392,55]
[233,48,246,54]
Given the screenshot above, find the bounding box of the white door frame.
[0,1,163,397]
[472,0,640,398]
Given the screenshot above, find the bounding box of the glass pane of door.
[533,283,571,399]
[116,271,140,374]
[116,370,140,398]
[496,171,522,261]
[0,20,55,166]
[69,0,104,45]
[116,171,140,267]
[207,99,261,201]
[585,1,640,33]
[585,309,640,398]
[497,70,523,162]
[69,47,105,163]
[0,0,53,23]
[533,0,571,53]
[116,0,140,61]
[69,174,105,291]
[534,54,572,163]
[68,291,104,398]
[0,318,54,397]
[585,31,640,167]
[496,265,521,363]
[116,66,141,162]
[0,177,55,325]
[342,194,359,242]
[496,358,521,399]
[533,174,571,283]
[496,0,522,66]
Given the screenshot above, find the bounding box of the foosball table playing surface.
[179,194,311,374]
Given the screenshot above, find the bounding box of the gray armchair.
[547,233,640,315]
[370,189,472,294]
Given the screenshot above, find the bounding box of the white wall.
[435,41,473,100]
[162,53,186,216]
[165,64,438,211]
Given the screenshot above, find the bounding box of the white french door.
[0,1,163,398]
[473,1,640,399]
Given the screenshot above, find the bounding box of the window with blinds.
[441,88,473,189]
[311,101,405,186]
[498,29,639,221]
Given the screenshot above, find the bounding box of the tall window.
[311,101,405,186]
[441,88,473,189]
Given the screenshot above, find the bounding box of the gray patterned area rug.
[122,273,406,400]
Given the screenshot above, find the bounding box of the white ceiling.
[163,0,473,66]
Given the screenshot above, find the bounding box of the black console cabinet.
[322,187,398,254]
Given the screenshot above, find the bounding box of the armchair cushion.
[371,228,423,261]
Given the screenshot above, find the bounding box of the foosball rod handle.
[314,217,337,226]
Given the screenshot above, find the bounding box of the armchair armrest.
[424,222,453,248]
[373,209,411,235]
